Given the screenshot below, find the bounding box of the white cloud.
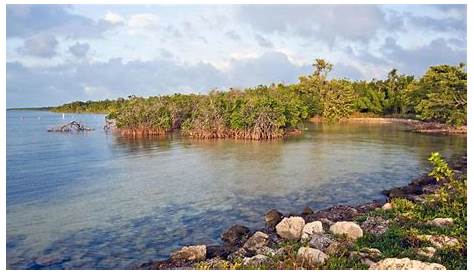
[103,11,124,25]
[236,5,388,44]
[229,51,260,61]
[83,85,113,98]
[128,13,160,29]
[6,51,308,107]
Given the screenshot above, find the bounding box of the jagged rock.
[383,175,438,201]
[206,245,229,259]
[318,218,334,231]
[382,203,393,210]
[221,225,250,247]
[329,221,363,240]
[297,247,328,266]
[417,246,436,258]
[422,184,441,194]
[266,232,283,246]
[349,251,377,266]
[201,257,230,269]
[324,239,360,257]
[227,247,247,261]
[264,209,283,229]
[349,247,382,266]
[369,258,446,270]
[301,221,324,240]
[360,216,389,235]
[170,245,206,262]
[360,247,382,258]
[255,246,275,257]
[308,234,334,251]
[354,201,384,213]
[302,207,314,215]
[274,247,287,257]
[243,231,269,252]
[242,254,271,267]
[140,259,194,270]
[417,235,460,249]
[276,217,305,240]
[427,218,454,228]
[361,258,376,267]
[305,205,360,223]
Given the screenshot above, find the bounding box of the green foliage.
[356,225,416,258]
[353,82,384,114]
[436,248,467,270]
[384,69,415,114]
[355,152,466,269]
[428,152,454,181]
[322,255,368,270]
[353,69,415,116]
[320,79,356,121]
[106,85,309,139]
[51,59,467,138]
[298,59,356,121]
[351,64,466,126]
[412,64,467,126]
[52,98,126,114]
[113,96,173,132]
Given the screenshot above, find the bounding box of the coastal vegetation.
[52,98,126,114]
[51,60,467,139]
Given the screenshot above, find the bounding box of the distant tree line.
[51,59,467,139]
[52,98,127,114]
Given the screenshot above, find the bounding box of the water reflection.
[111,134,173,154]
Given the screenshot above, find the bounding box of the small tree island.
[51,59,467,139]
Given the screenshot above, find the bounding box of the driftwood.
[48,121,94,132]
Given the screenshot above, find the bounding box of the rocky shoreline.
[138,155,466,270]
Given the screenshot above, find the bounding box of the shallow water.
[6,110,466,269]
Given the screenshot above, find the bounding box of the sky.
[6,4,467,108]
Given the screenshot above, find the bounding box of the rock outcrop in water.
[48,121,94,132]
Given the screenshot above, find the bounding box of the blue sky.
[6,4,467,108]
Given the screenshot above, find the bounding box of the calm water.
[6,110,466,269]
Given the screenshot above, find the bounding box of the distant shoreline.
[310,116,467,135]
[348,117,467,134]
[7,107,53,111]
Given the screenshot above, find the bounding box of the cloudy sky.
[6,4,467,108]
